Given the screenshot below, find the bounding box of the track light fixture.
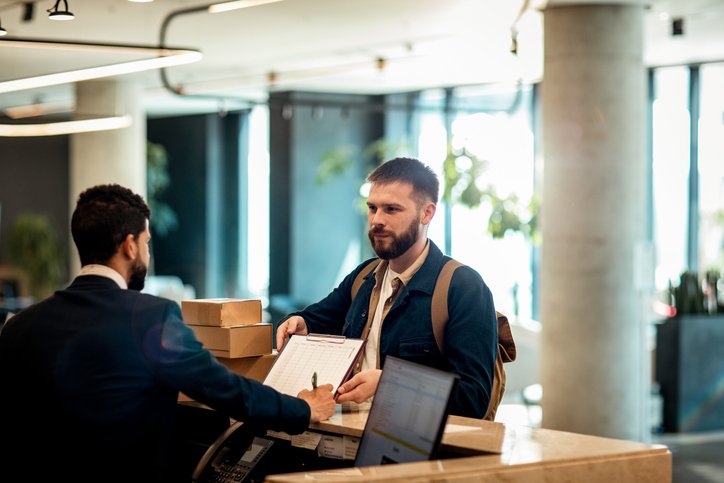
[47,0,74,21]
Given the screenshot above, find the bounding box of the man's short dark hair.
[71,184,151,266]
[366,157,439,206]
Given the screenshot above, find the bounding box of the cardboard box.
[179,352,279,402]
[189,323,272,358]
[217,352,278,382]
[181,298,262,327]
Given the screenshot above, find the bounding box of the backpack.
[351,258,516,421]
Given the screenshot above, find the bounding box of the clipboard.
[263,333,366,397]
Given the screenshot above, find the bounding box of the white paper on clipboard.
[263,333,366,396]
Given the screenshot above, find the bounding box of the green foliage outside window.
[442,144,539,243]
[318,139,539,243]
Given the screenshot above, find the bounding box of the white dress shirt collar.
[78,264,128,289]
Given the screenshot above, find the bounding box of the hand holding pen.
[297,371,335,423]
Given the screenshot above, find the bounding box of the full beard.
[368,219,420,260]
[128,260,148,292]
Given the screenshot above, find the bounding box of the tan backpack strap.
[483,350,506,421]
[430,259,463,353]
[483,311,516,421]
[495,311,517,363]
[351,259,380,301]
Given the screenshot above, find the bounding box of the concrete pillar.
[541,2,649,440]
[68,80,146,273]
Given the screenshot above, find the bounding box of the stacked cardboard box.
[178,351,279,402]
[182,298,271,357]
[178,299,278,402]
[216,351,278,382]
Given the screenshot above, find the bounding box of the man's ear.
[120,234,138,261]
[421,202,436,225]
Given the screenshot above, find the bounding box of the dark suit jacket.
[0,275,309,482]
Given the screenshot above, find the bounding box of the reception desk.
[264,405,671,483]
[179,355,670,483]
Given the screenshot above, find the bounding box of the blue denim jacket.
[290,240,498,419]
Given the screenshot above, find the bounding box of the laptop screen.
[354,356,458,467]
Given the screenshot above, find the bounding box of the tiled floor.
[496,400,724,483]
[653,431,724,483]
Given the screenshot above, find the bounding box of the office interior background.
[1,0,723,474]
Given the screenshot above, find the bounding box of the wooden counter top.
[268,405,671,483]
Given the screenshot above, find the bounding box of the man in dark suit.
[0,184,335,482]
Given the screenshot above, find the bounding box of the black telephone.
[192,421,275,483]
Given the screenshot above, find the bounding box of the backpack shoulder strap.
[430,259,463,352]
[430,258,516,421]
[351,259,381,302]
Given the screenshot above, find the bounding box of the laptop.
[354,356,459,467]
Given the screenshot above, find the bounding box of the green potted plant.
[656,268,724,432]
[6,214,65,301]
[667,269,724,315]
[146,141,178,238]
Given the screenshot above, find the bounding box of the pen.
[312,371,318,390]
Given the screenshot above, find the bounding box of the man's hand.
[297,384,336,423]
[335,369,382,404]
[275,316,308,349]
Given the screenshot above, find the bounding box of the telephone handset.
[192,421,275,483]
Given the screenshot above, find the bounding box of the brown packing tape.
[180,301,198,323]
[199,303,218,325]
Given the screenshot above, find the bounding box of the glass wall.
[698,63,724,274]
[246,105,271,302]
[418,85,538,321]
[651,63,724,298]
[651,67,690,291]
[251,63,722,321]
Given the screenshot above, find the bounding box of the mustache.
[370,225,387,235]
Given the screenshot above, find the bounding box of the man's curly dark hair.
[71,184,151,266]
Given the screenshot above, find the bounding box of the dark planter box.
[655,314,724,432]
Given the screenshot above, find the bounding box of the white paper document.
[263,333,366,396]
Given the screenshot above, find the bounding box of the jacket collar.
[403,239,445,296]
[68,274,125,291]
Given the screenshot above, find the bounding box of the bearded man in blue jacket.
[0,184,335,482]
[277,157,498,419]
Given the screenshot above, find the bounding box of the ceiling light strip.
[208,0,284,14]
[0,49,202,94]
[4,100,74,119]
[0,115,132,137]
